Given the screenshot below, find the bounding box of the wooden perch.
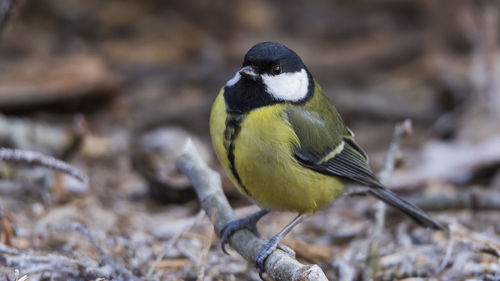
[176,140,328,281]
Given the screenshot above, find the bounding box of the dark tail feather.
[369,186,446,230]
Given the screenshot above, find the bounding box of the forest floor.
[0,0,499,280]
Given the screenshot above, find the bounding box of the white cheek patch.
[261,68,309,102]
[225,72,241,87]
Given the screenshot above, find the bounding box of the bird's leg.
[256,213,309,273]
[276,242,296,258]
[220,209,270,254]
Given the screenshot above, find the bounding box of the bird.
[209,41,445,273]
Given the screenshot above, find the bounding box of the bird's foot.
[277,243,295,258]
[256,236,295,274]
[255,213,308,279]
[220,210,269,254]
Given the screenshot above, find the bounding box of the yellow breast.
[209,89,344,213]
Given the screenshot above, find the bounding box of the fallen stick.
[0,148,87,184]
[176,140,328,281]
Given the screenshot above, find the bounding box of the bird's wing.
[285,104,380,188]
[302,137,382,188]
[285,104,445,230]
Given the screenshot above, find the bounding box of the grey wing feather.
[286,104,445,230]
[296,139,378,187]
[296,139,446,230]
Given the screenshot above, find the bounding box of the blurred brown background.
[0,0,499,280]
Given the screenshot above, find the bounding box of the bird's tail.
[369,186,446,230]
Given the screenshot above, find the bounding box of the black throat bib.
[223,71,314,115]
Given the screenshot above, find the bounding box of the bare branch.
[365,119,413,279]
[0,148,88,184]
[176,139,328,281]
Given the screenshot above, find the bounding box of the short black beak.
[239,66,258,80]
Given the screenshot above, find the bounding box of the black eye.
[271,65,282,75]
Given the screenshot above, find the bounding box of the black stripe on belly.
[223,114,251,196]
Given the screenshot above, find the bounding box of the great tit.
[209,42,444,272]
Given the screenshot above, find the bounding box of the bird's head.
[224,42,314,114]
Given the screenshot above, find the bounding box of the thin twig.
[379,119,413,183]
[176,139,328,281]
[17,274,29,281]
[146,210,205,279]
[365,119,413,279]
[197,209,216,281]
[439,233,455,273]
[0,148,88,184]
[0,241,19,254]
[74,223,140,281]
[1,252,112,279]
[450,222,500,257]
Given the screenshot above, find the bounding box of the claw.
[256,236,280,272]
[220,221,242,255]
[254,213,308,276]
[256,242,294,280]
[220,221,248,254]
[220,225,231,255]
[219,210,269,255]
[256,240,296,274]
